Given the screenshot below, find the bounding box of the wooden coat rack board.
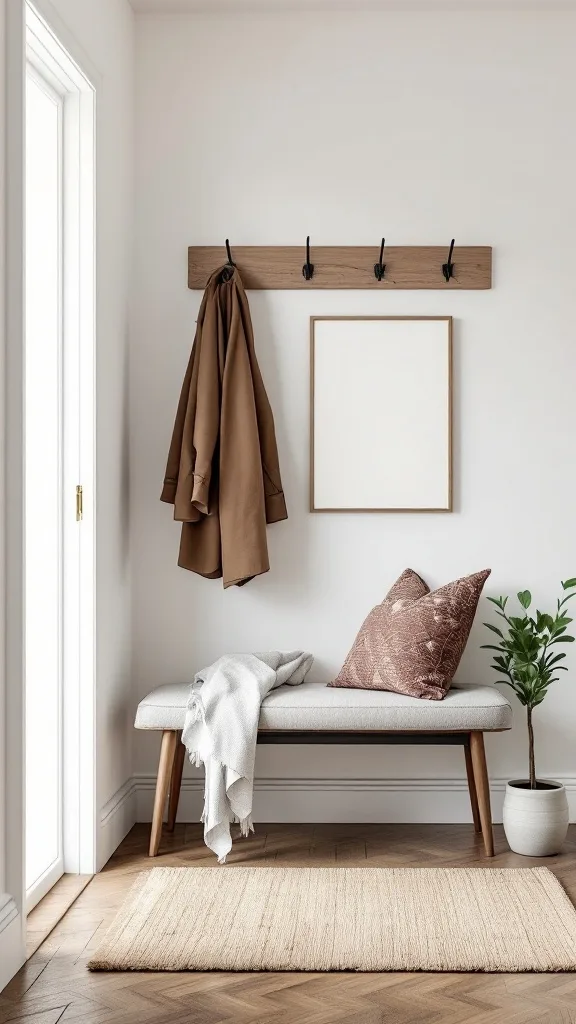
[187,245,492,290]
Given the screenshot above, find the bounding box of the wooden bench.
[135,681,512,858]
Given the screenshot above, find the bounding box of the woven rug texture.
[88,865,576,973]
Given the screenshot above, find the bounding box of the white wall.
[131,8,576,821]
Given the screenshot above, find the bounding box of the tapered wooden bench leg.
[470,731,494,856]
[464,737,482,833]
[167,732,185,832]
[149,730,178,857]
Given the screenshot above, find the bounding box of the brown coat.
[161,266,287,587]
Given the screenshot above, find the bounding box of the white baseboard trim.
[98,778,138,870]
[133,774,576,825]
[0,896,24,992]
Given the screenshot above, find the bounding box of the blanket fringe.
[233,813,254,838]
[230,811,253,835]
[241,814,254,838]
[200,813,253,865]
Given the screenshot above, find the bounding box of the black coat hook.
[442,238,455,282]
[374,237,386,282]
[221,238,236,281]
[302,236,314,281]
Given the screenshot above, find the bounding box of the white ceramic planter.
[503,780,569,856]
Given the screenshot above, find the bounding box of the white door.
[25,63,65,910]
[25,3,96,912]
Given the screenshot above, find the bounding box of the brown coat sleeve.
[160,285,207,513]
[218,281,268,586]
[236,277,288,525]
[217,273,287,586]
[160,351,206,524]
[160,274,222,523]
[187,292,224,515]
[160,340,196,508]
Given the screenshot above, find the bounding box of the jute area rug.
[88,866,576,973]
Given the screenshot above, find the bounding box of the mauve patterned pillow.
[330,568,491,700]
[329,569,429,693]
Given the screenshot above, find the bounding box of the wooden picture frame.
[310,316,453,513]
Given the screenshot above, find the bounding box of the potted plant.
[482,579,576,856]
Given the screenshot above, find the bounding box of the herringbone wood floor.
[3,822,576,1023]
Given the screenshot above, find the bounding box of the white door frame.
[0,0,97,984]
[25,0,97,881]
[24,57,66,914]
[26,0,98,882]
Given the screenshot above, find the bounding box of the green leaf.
[551,626,567,638]
[544,652,566,668]
[484,623,504,638]
[509,616,528,630]
[562,578,576,590]
[550,635,575,643]
[517,590,532,609]
[537,612,554,633]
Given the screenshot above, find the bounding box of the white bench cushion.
[134,681,512,733]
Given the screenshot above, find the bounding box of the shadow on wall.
[248,290,314,593]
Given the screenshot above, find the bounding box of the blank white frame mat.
[311,317,452,511]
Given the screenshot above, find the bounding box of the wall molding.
[130,1,576,12]
[0,896,23,992]
[98,779,137,871]
[0,893,18,932]
[96,772,576,868]
[130,773,576,825]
